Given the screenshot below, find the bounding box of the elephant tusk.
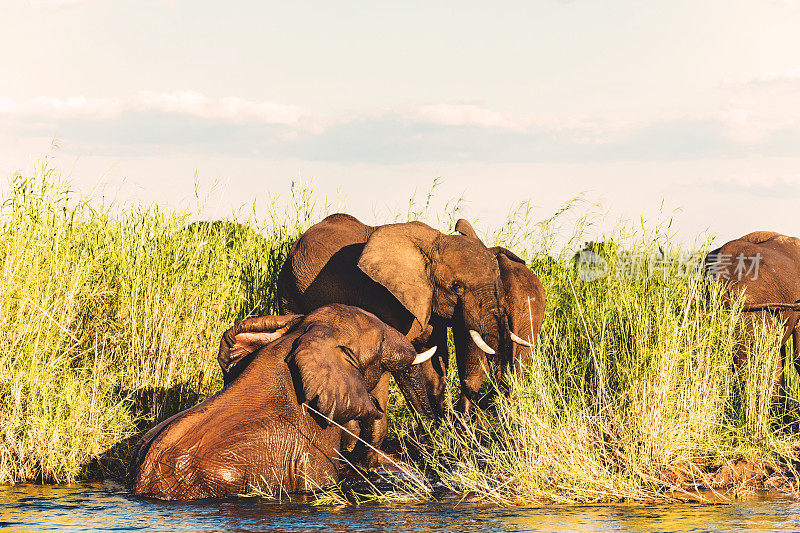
[412,345,437,365]
[469,330,496,355]
[509,329,533,348]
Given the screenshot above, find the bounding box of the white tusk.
[509,330,533,348]
[412,345,437,365]
[469,330,495,355]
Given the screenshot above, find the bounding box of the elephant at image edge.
[423,218,546,414]
[277,213,521,465]
[705,231,800,398]
[128,304,436,500]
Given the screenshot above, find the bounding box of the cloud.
[290,111,800,163]
[0,91,314,127]
[133,91,311,126]
[4,93,800,163]
[750,68,800,86]
[723,68,800,88]
[715,108,796,143]
[402,103,524,131]
[283,113,776,164]
[0,96,123,120]
[46,112,298,154]
[27,0,91,9]
[702,173,800,197]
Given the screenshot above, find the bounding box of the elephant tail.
[741,300,800,312]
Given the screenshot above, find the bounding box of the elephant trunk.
[218,314,303,381]
[460,281,508,358]
[454,297,511,413]
[392,365,435,423]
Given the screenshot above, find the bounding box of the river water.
[1,481,800,532]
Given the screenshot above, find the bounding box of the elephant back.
[278,214,372,313]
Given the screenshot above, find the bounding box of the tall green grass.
[417,220,799,504]
[0,160,315,483]
[1,160,797,502]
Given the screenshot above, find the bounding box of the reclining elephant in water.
[128,304,436,500]
[705,231,800,399]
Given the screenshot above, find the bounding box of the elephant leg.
[418,317,450,419]
[742,311,788,403]
[350,372,390,471]
[777,343,787,402]
[488,357,509,407]
[774,314,800,403]
[794,324,800,380]
[775,314,800,405]
[340,420,360,453]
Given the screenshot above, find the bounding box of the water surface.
[1,481,799,532]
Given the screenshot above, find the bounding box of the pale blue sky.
[1,0,799,247]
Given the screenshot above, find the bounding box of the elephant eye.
[451,280,465,296]
[339,344,364,365]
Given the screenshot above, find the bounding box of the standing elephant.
[277,213,526,465]
[129,304,436,500]
[435,219,546,413]
[705,231,800,398]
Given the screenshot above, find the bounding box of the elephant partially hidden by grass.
[128,304,436,500]
[706,231,800,399]
[422,219,546,414]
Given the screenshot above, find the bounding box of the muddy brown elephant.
[128,304,436,500]
[705,231,800,398]
[423,219,546,414]
[277,213,526,466]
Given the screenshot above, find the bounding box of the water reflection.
[1,482,799,532]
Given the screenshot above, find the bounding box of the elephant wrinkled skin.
[277,213,511,465]
[128,304,435,500]
[706,231,800,397]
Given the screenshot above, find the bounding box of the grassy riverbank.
[1,161,799,503]
[0,161,314,482]
[417,245,800,504]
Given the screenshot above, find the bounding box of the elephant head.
[357,220,509,358]
[450,218,545,411]
[217,305,437,424]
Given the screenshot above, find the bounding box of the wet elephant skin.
[128,304,434,500]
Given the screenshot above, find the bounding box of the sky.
[1,0,799,248]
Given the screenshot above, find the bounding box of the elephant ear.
[490,246,527,265]
[455,219,526,265]
[288,326,382,424]
[218,314,304,380]
[357,224,434,332]
[455,218,480,240]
